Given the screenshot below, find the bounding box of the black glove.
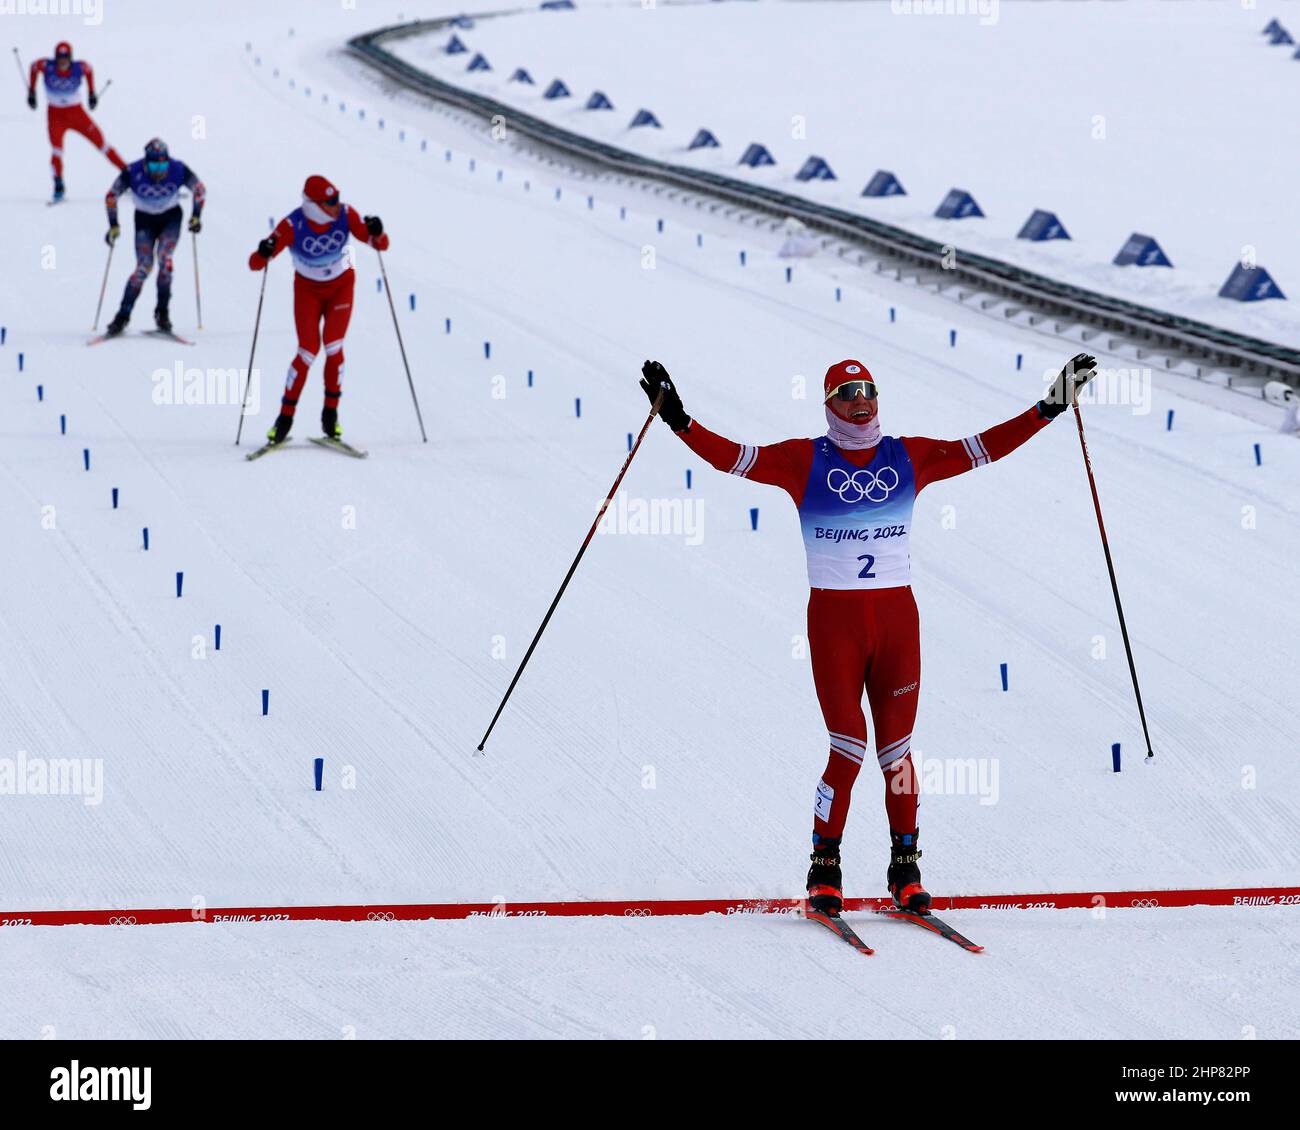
[27,89,37,110]
[88,92,98,111]
[188,214,202,234]
[640,360,690,432]
[364,214,383,237]
[1039,353,1098,419]
[257,235,277,259]
[105,224,120,247]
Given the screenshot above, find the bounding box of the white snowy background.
[0,0,1297,1038]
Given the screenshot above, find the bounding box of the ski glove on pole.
[105,224,120,247]
[640,360,690,432]
[1039,352,1098,419]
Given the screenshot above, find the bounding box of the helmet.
[823,359,877,403]
[54,42,73,65]
[143,138,170,180]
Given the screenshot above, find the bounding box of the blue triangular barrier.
[630,108,661,128]
[466,53,491,72]
[586,91,614,110]
[935,188,983,219]
[510,68,534,84]
[688,128,720,150]
[543,79,571,99]
[446,35,468,54]
[1263,18,1282,34]
[738,143,775,167]
[1218,264,1286,302]
[795,156,836,182]
[1113,232,1172,267]
[1269,26,1294,45]
[861,170,905,197]
[1017,209,1070,241]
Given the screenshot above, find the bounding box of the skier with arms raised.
[103,139,205,337]
[27,41,126,201]
[248,175,389,447]
[638,353,1096,917]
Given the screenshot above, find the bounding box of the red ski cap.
[54,41,73,61]
[823,359,876,400]
[302,174,340,206]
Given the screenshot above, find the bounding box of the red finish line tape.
[2,887,1297,927]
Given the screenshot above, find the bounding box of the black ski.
[87,330,195,347]
[805,908,874,955]
[244,438,291,462]
[308,435,369,459]
[874,908,983,953]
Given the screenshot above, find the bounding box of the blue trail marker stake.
[619,206,625,220]
[82,448,90,471]
[142,527,149,551]
[409,294,416,311]
[262,689,269,716]
[696,234,703,248]
[1,327,5,344]
[111,487,118,509]
[750,507,759,531]
[686,469,692,490]
[484,341,491,360]
[445,317,451,334]
[1254,443,1262,466]
[785,266,793,283]
[527,369,534,388]
[587,195,593,210]
[314,757,324,791]
[60,414,66,434]
[1000,662,1008,692]
[1111,743,1121,773]
[889,307,896,323]
[575,397,581,418]
[37,385,43,401]
[1166,409,1174,431]
[949,329,957,347]
[657,219,663,233]
[18,352,23,371]
[1016,353,1023,371]
[214,624,222,651]
[835,287,841,303]
[739,250,746,267]
[626,432,633,452]
[175,571,183,598]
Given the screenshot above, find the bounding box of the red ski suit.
[678,405,1049,842]
[28,58,125,177]
[249,206,389,420]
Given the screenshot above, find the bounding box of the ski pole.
[95,78,112,101]
[234,266,269,445]
[12,47,29,94]
[191,230,203,330]
[375,248,426,442]
[91,238,115,331]
[1071,393,1155,760]
[476,387,665,752]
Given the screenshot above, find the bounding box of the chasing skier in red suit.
[248,175,389,445]
[27,41,126,202]
[638,352,1097,916]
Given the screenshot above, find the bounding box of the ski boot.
[806,834,843,915]
[321,406,342,439]
[266,414,293,446]
[52,176,65,203]
[887,831,931,914]
[154,304,172,334]
[105,311,129,337]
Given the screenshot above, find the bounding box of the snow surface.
[1,0,1297,1038]
[397,0,1300,342]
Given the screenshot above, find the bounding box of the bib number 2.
[856,554,876,579]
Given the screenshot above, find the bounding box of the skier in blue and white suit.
[103,138,205,336]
